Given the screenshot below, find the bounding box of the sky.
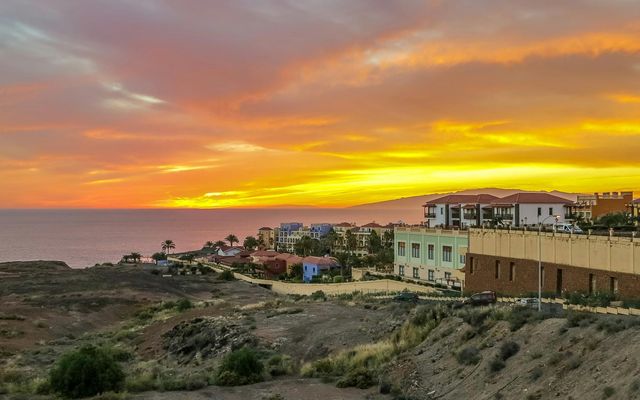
[1,0,640,208]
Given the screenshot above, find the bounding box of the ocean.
[0,208,420,268]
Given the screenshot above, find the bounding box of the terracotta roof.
[463,204,476,209]
[361,222,384,228]
[251,250,279,257]
[258,227,273,231]
[492,192,573,204]
[423,194,499,206]
[302,256,340,266]
[334,222,354,227]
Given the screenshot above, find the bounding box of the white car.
[554,223,583,234]
[516,298,539,308]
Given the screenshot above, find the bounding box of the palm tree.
[204,241,214,248]
[243,236,259,251]
[214,240,226,248]
[130,252,142,263]
[161,239,176,254]
[225,234,239,247]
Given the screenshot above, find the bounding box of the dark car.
[393,292,419,302]
[454,291,497,308]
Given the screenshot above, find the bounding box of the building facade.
[302,256,341,282]
[465,228,640,298]
[423,192,573,228]
[630,198,640,225]
[566,192,633,222]
[257,227,277,250]
[393,226,468,288]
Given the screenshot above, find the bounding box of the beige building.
[258,227,278,250]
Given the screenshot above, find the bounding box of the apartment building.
[630,198,640,225]
[394,226,468,289]
[465,228,640,298]
[257,227,278,250]
[276,222,304,252]
[424,192,573,228]
[333,222,393,256]
[566,192,633,222]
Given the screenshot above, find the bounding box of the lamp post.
[538,215,560,311]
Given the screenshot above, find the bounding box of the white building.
[424,192,573,228]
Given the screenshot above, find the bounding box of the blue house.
[302,256,340,282]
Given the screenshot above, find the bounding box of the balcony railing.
[463,213,477,220]
[495,214,513,219]
[425,212,436,218]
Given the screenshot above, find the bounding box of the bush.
[565,355,582,370]
[49,345,125,398]
[488,357,505,373]
[456,347,481,365]
[175,299,193,312]
[215,347,263,386]
[218,270,235,281]
[566,312,597,328]
[603,386,615,398]
[335,368,376,389]
[499,341,519,361]
[530,366,543,381]
[333,276,344,283]
[310,291,326,301]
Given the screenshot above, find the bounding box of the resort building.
[276,222,304,252]
[257,227,278,250]
[630,198,640,226]
[423,192,574,228]
[302,256,341,282]
[565,192,633,222]
[333,222,393,256]
[465,228,640,298]
[393,226,468,289]
[309,223,333,239]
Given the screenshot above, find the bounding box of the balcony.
[495,214,513,220]
[463,213,477,220]
[425,212,436,218]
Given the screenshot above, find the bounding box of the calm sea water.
[0,208,420,268]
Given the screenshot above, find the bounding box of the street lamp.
[538,215,560,311]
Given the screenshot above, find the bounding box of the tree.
[382,229,394,249]
[50,345,125,398]
[243,236,259,251]
[597,212,631,228]
[151,252,167,264]
[204,241,214,248]
[214,240,227,248]
[161,239,176,254]
[321,228,339,254]
[121,252,141,263]
[367,230,383,254]
[226,234,239,247]
[293,235,314,257]
[215,347,264,386]
[289,263,303,280]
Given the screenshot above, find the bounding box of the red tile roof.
[302,256,340,266]
[492,192,573,204]
[335,222,354,227]
[361,222,384,228]
[251,250,279,257]
[424,194,499,206]
[258,227,273,231]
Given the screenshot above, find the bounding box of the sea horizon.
[0,208,421,268]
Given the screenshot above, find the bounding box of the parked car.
[515,297,539,308]
[454,291,497,308]
[393,292,419,302]
[554,223,583,234]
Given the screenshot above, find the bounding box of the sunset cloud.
[1,0,639,208]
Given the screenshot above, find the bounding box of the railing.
[425,213,436,218]
[463,214,477,220]
[495,214,513,219]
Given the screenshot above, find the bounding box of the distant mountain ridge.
[350,188,580,210]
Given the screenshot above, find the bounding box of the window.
[442,246,452,262]
[398,265,404,276]
[469,257,474,274]
[495,260,500,279]
[440,208,443,215]
[398,242,406,256]
[537,207,542,216]
[428,244,434,260]
[444,272,451,280]
[610,277,618,294]
[459,254,466,264]
[589,273,596,294]
[549,207,553,216]
[411,243,420,258]
[427,269,434,281]
[509,262,515,281]
[413,267,419,278]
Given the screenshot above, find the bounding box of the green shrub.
[456,347,481,365]
[566,291,615,307]
[499,341,519,361]
[488,357,505,373]
[49,345,125,398]
[548,352,564,366]
[266,354,293,377]
[218,270,235,281]
[566,312,597,328]
[175,299,193,312]
[310,291,326,301]
[530,366,543,381]
[603,386,615,398]
[458,309,490,328]
[215,347,263,386]
[335,367,376,389]
[333,276,344,283]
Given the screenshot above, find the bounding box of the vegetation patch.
[49,345,125,398]
[218,270,236,281]
[456,346,481,365]
[215,347,264,386]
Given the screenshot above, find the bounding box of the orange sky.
[1,0,640,208]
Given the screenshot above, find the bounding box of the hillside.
[351,188,579,210]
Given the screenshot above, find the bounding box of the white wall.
[518,203,567,225]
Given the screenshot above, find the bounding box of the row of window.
[398,265,452,281]
[398,242,459,262]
